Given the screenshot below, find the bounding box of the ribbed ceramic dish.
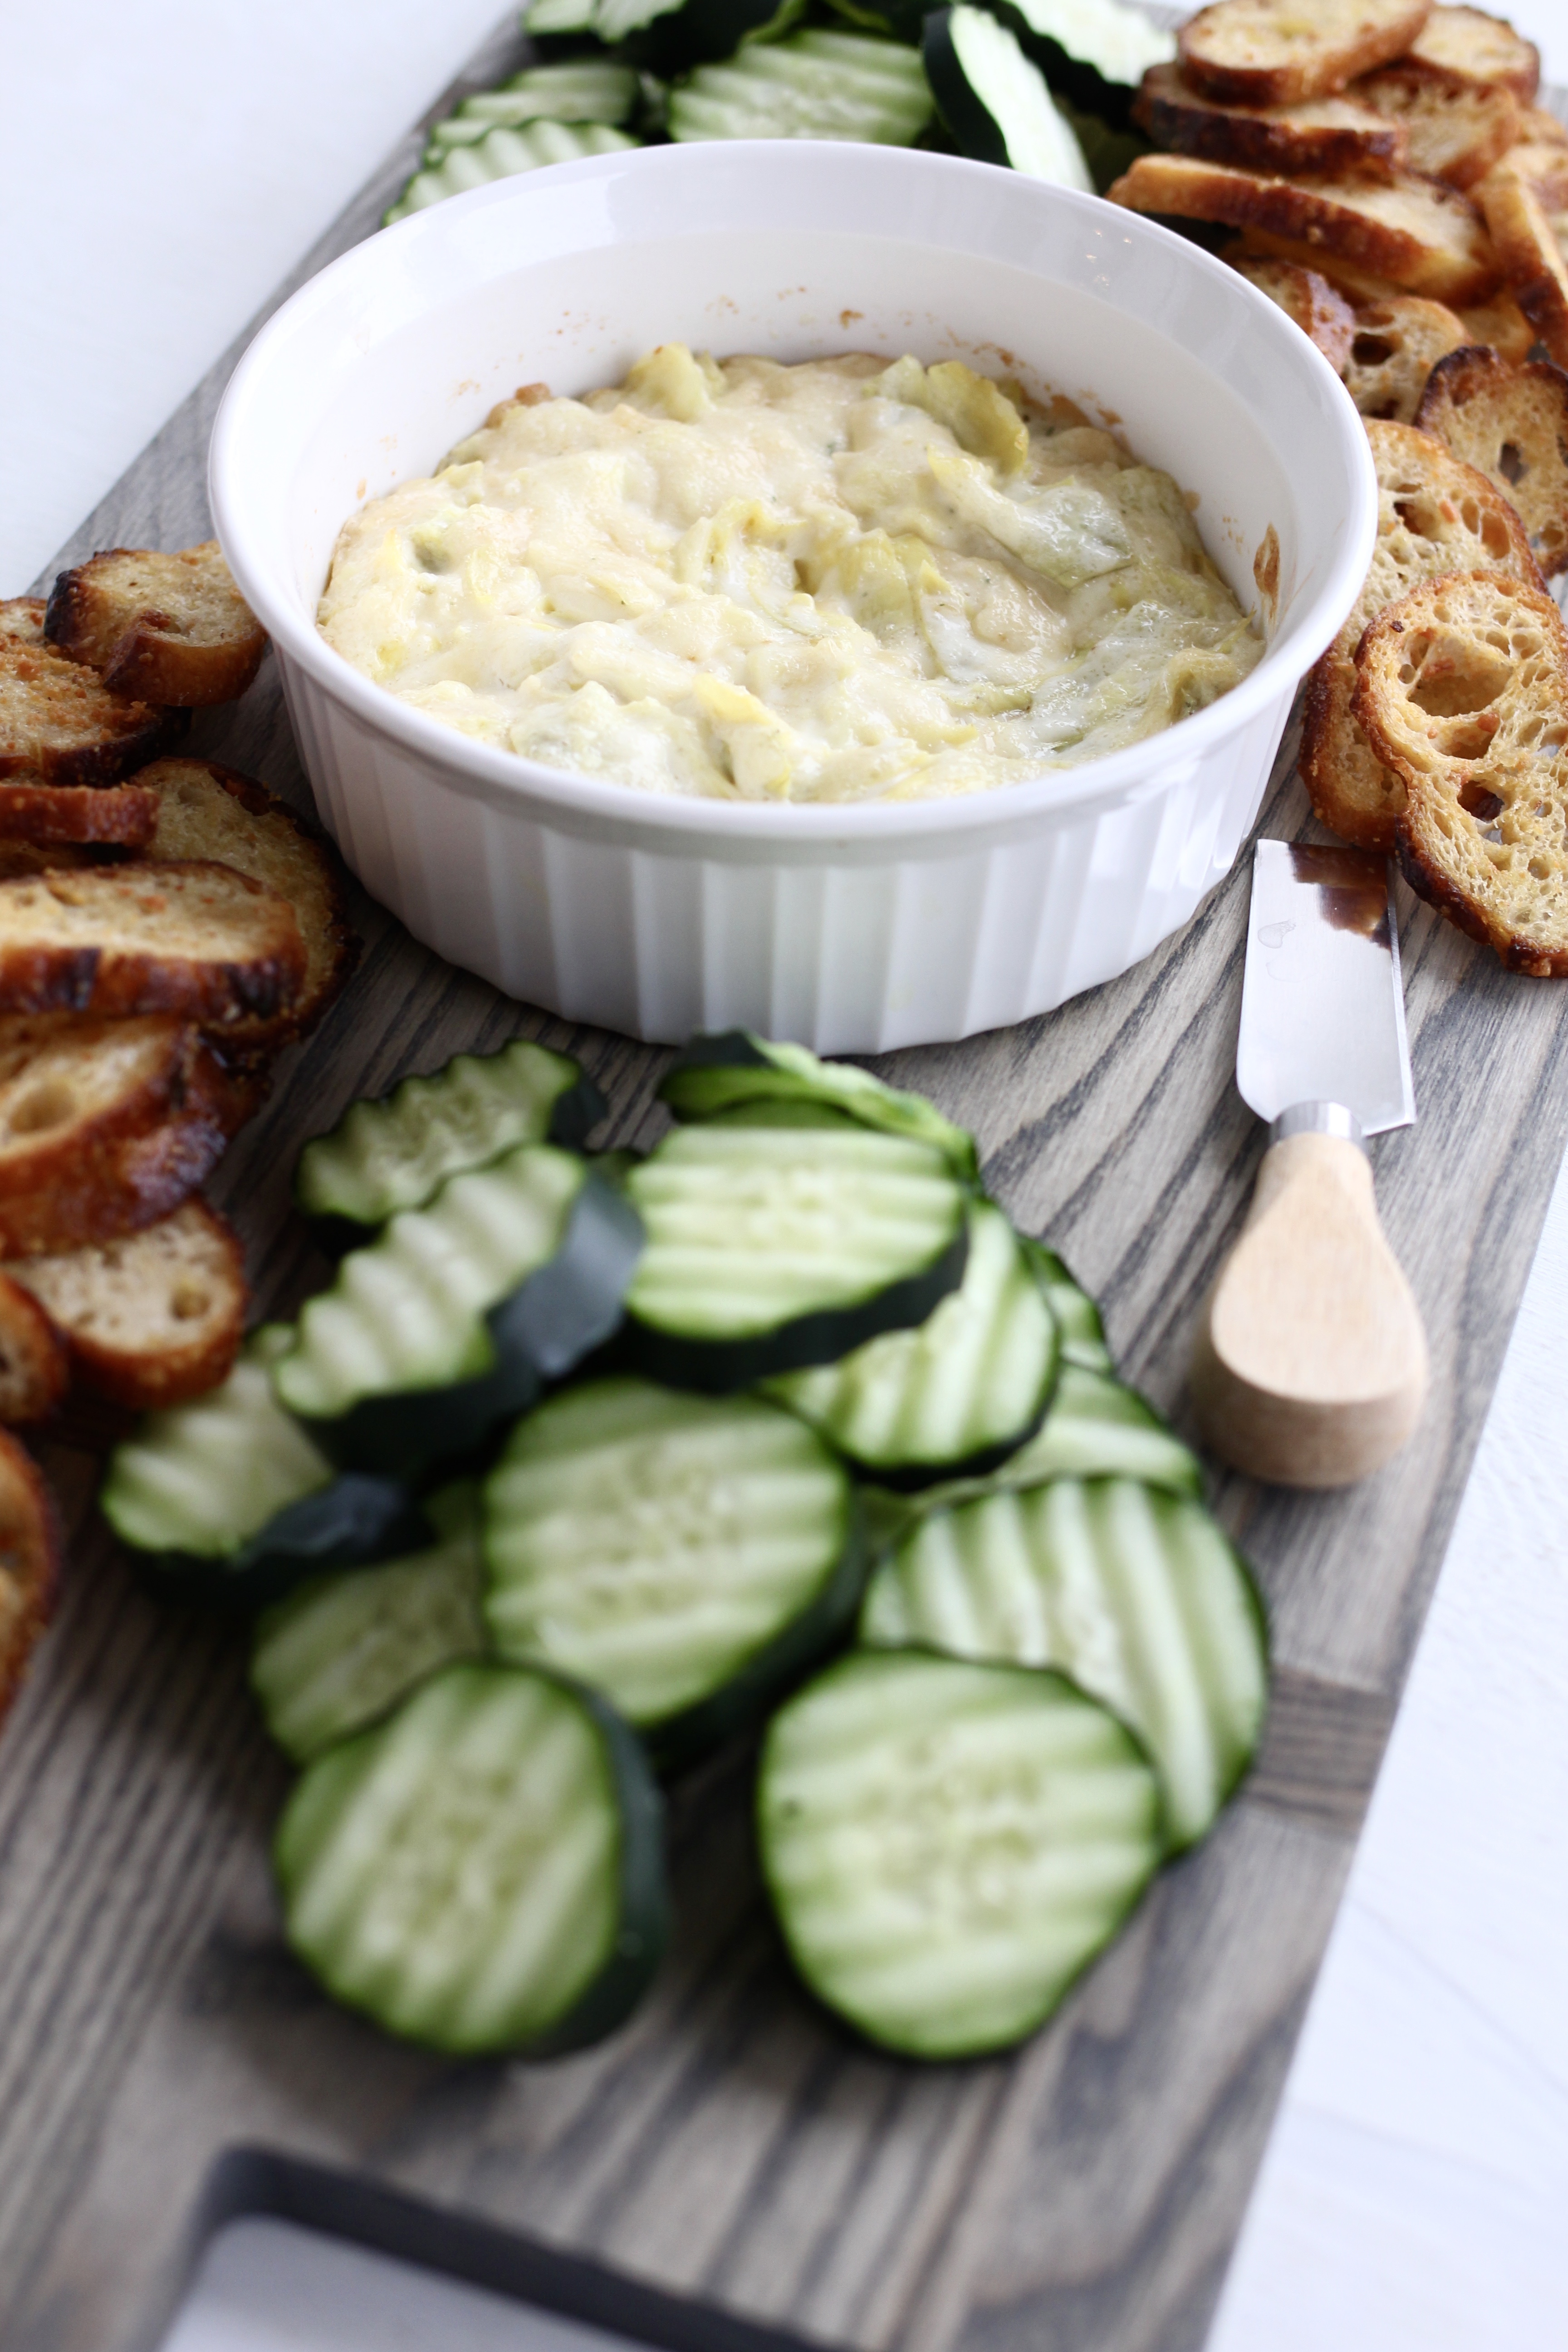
[211,140,1376,1052]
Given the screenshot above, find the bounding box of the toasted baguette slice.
[0,1428,59,1727]
[0,844,96,882]
[0,779,158,849]
[1406,5,1539,102]
[1227,227,1411,300]
[0,1275,68,1424]
[1134,63,1405,175]
[44,544,267,710]
[1300,419,1543,847]
[1342,293,1470,418]
[1355,63,1520,189]
[10,1198,248,1410]
[1516,107,1568,149]
[1456,288,1539,359]
[0,1013,205,1196]
[1415,344,1568,574]
[133,761,358,1048]
[1230,257,1358,365]
[1177,0,1431,108]
[1107,154,1499,302]
[0,602,44,652]
[0,861,305,1027]
[1354,571,1568,970]
[1477,159,1568,366]
[0,637,181,788]
[0,1039,263,1261]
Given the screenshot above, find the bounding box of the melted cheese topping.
[319,346,1264,804]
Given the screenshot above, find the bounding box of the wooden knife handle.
[1190,1128,1428,1489]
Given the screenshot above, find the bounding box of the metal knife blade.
[1236,840,1415,1138]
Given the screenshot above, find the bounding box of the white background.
[6,8,1568,2347]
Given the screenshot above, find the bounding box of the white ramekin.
[210,140,1376,1052]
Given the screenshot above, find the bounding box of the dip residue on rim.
[318,345,1264,805]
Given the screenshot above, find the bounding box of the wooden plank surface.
[5,33,1568,2352]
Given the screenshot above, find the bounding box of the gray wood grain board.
[6,34,1568,2352]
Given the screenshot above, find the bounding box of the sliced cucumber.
[993,0,1175,124]
[525,0,678,35]
[764,1200,1058,1486]
[661,1030,978,1183]
[101,1326,427,1608]
[275,1660,668,2056]
[904,1363,1205,1515]
[925,7,1094,188]
[251,1484,487,1764]
[623,1111,968,1390]
[759,1650,1161,2058]
[483,1377,862,1765]
[636,0,811,74]
[860,1476,1266,1845]
[823,0,930,37]
[670,29,933,145]
[384,121,639,227]
[1019,1238,1113,1372]
[274,1149,642,1480]
[296,1039,605,1235]
[426,63,640,153]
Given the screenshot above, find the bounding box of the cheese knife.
[1190,839,1428,1488]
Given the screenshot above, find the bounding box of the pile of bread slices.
[1114,1,1568,975]
[0,545,358,1709]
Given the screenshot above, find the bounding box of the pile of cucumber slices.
[383,0,1172,224]
[103,1029,1266,2063]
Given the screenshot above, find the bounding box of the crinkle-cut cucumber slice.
[525,0,677,34]
[670,28,933,145]
[482,1377,862,1764]
[991,0,1174,122]
[1019,1237,1112,1372]
[925,6,1094,186]
[764,1200,1058,1485]
[426,63,640,153]
[860,1475,1266,1845]
[623,1111,968,1390]
[252,1484,487,1764]
[383,121,639,226]
[274,1150,642,1480]
[296,1039,604,1233]
[660,1029,978,1182]
[100,1326,426,1608]
[905,1363,1204,1517]
[759,1650,1161,2058]
[275,1660,668,2056]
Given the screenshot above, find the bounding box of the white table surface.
[8,10,1568,2347]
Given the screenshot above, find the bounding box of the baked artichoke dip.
[318,346,1264,804]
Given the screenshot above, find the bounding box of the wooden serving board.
[5,29,1567,2352]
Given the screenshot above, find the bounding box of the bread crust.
[0,860,306,1027]
[1107,154,1499,303]
[0,637,182,787]
[44,544,267,710]
[0,1274,69,1425]
[1178,0,1433,108]
[0,1014,206,1200]
[133,761,359,1049]
[0,779,159,848]
[10,1198,249,1411]
[0,602,45,652]
[1134,63,1406,176]
[1415,343,1568,574]
[1476,162,1568,368]
[1352,571,1568,970]
[0,1426,60,1729]
[0,1041,264,1260]
[1300,419,1543,848]
[1230,256,1359,366]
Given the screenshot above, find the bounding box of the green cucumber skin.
[989,0,1168,128]
[274,1664,669,2058]
[297,1173,643,1480]
[625,1215,969,1395]
[646,1497,868,1773]
[300,1068,607,1251]
[132,1478,433,1615]
[632,0,808,73]
[923,9,1011,169]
